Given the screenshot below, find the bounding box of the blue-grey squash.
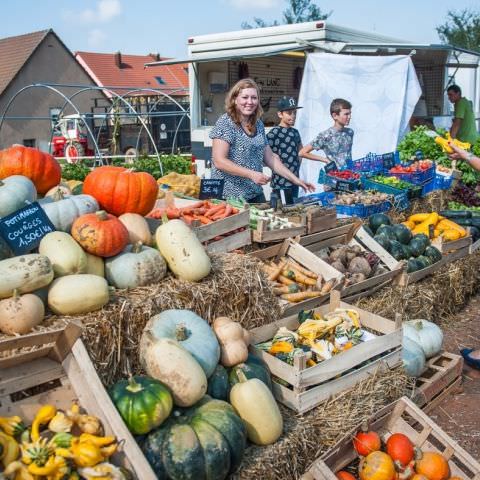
[402,336,426,377]
[0,175,37,217]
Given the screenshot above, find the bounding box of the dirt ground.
[428,295,480,458]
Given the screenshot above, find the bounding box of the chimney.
[114,51,122,68]
[150,52,161,61]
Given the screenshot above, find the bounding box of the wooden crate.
[250,239,344,317]
[249,291,402,413]
[251,217,306,243]
[431,234,472,254]
[302,396,480,480]
[469,237,480,254]
[286,206,337,235]
[147,206,251,253]
[0,324,156,480]
[413,351,464,413]
[300,221,360,254]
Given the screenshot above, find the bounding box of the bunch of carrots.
[148,200,239,225]
[261,257,335,303]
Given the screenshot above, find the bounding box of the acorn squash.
[207,365,230,401]
[424,246,442,263]
[376,225,396,241]
[408,236,427,257]
[369,213,391,234]
[389,240,406,260]
[393,224,412,245]
[228,354,272,391]
[373,234,391,252]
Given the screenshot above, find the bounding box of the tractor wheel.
[66,142,85,164]
[124,147,138,164]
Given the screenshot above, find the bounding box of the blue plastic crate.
[422,174,453,195]
[319,169,362,191]
[362,177,422,200]
[387,163,436,185]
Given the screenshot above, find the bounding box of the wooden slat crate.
[355,226,471,286]
[469,237,480,254]
[413,351,464,413]
[147,206,251,253]
[249,291,403,413]
[250,239,344,317]
[432,234,472,254]
[285,206,337,235]
[300,221,360,254]
[251,217,306,243]
[302,396,480,480]
[0,324,156,480]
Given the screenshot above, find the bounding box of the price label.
[0,202,55,255]
[336,180,355,192]
[199,179,225,200]
[382,152,396,169]
[324,161,337,174]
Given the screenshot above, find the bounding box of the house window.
[155,76,166,85]
[23,139,36,147]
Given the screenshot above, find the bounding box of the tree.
[242,0,331,29]
[436,9,480,52]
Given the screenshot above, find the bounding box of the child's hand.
[250,171,271,185]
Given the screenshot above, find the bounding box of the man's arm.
[299,143,330,163]
[450,100,465,139]
[450,118,462,139]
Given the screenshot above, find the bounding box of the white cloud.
[88,28,107,47]
[80,0,122,23]
[227,0,280,9]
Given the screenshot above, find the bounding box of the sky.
[1,0,479,58]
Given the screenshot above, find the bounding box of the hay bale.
[233,367,412,480]
[52,253,281,385]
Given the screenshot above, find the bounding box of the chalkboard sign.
[415,150,424,160]
[0,202,55,255]
[382,152,396,169]
[336,180,355,192]
[324,161,337,174]
[199,179,225,199]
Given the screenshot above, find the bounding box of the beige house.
[0,29,106,151]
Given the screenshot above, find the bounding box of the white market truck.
[148,21,480,162]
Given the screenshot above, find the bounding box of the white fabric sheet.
[296,53,421,194]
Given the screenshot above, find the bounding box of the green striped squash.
[228,354,272,391]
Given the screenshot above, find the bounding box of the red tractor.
[51,114,94,162]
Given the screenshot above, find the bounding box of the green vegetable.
[369,213,391,234]
[397,126,446,162]
[392,224,412,244]
[61,162,91,181]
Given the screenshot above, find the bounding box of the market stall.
[1,140,480,480]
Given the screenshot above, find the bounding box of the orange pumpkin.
[83,166,158,216]
[353,424,381,456]
[415,452,449,480]
[386,433,414,467]
[337,471,357,480]
[359,451,395,480]
[411,475,429,480]
[0,145,61,194]
[71,210,129,258]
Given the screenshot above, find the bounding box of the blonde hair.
[225,78,263,135]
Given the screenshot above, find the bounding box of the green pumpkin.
[228,354,272,391]
[416,255,431,269]
[406,258,420,273]
[393,224,412,244]
[424,245,442,263]
[402,244,412,259]
[408,236,427,257]
[376,225,396,241]
[389,240,406,260]
[363,225,374,237]
[374,234,391,252]
[142,396,247,480]
[110,376,173,435]
[207,365,230,401]
[369,213,391,234]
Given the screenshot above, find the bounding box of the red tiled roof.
[75,51,189,97]
[0,29,50,96]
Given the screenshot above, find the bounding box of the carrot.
[277,275,295,286]
[194,214,213,224]
[274,284,300,295]
[320,279,335,294]
[268,260,287,282]
[181,214,195,225]
[205,204,225,218]
[281,291,323,302]
[286,260,318,279]
[231,207,239,214]
[147,208,164,219]
[166,207,181,219]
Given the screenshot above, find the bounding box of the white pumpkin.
[48,274,110,315]
[0,290,45,334]
[140,333,207,407]
[155,219,211,282]
[40,193,99,232]
[105,243,167,289]
[0,254,54,299]
[85,252,105,277]
[0,175,37,217]
[39,232,87,277]
[403,319,443,359]
[118,213,152,246]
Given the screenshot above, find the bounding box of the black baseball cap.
[277,96,302,112]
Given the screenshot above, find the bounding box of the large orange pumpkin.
[71,210,129,257]
[83,166,158,216]
[353,425,381,456]
[386,433,414,467]
[0,145,61,194]
[359,451,395,480]
[415,452,449,480]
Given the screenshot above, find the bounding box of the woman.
[210,78,315,203]
[449,142,480,370]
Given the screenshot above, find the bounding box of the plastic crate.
[422,174,454,195]
[346,153,384,175]
[363,177,422,200]
[387,162,436,185]
[319,169,362,191]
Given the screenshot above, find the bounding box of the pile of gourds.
[109,309,283,480]
[0,146,213,335]
[337,423,452,480]
[0,403,130,479]
[403,212,467,242]
[156,171,200,198]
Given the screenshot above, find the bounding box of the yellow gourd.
[412,212,439,236]
[442,229,462,241]
[408,213,429,223]
[269,341,294,354]
[402,220,415,230]
[437,219,466,237]
[31,405,57,441]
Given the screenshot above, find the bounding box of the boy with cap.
[267,96,305,203]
